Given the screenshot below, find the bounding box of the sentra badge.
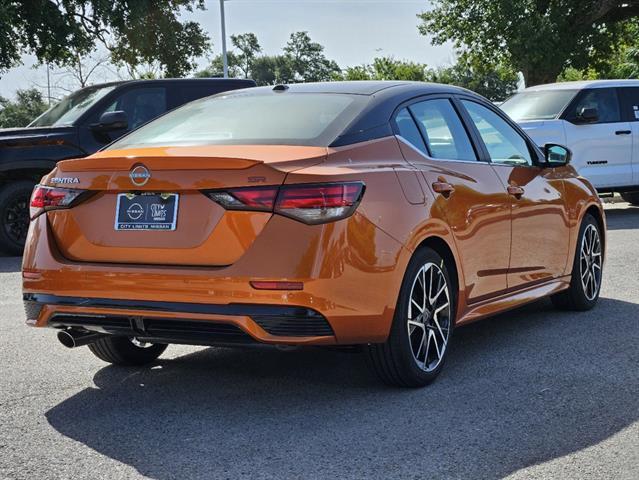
[51,177,80,185]
[129,165,151,187]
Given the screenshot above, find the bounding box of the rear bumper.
[22,212,411,345]
[24,293,335,346]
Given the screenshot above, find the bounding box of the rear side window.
[394,108,427,154]
[409,99,477,161]
[462,100,533,166]
[567,88,620,123]
[619,87,639,122]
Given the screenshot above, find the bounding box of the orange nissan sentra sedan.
[22,81,605,387]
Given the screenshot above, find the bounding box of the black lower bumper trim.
[49,314,256,346]
[24,293,335,338]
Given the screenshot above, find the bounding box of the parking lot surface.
[1,204,638,480]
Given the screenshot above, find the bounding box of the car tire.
[88,336,167,366]
[0,181,35,256]
[620,191,639,206]
[365,247,456,387]
[551,214,603,311]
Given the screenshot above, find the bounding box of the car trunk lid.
[44,145,326,266]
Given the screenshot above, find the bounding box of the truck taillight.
[205,182,365,225]
[30,185,90,219]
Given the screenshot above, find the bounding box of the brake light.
[205,182,365,225]
[206,186,278,211]
[30,185,88,219]
[275,183,364,224]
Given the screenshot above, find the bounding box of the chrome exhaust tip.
[57,330,106,348]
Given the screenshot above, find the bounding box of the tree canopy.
[428,54,519,101]
[341,57,429,81]
[0,0,210,78]
[338,55,517,101]
[0,88,48,128]
[419,0,639,86]
[196,31,340,85]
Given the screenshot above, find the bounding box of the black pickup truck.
[0,77,255,254]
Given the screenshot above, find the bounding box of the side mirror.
[577,107,598,124]
[544,143,571,166]
[93,111,128,131]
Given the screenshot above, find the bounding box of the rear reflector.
[205,182,365,225]
[250,281,304,290]
[22,270,42,280]
[30,185,89,219]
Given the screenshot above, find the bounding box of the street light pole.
[220,0,228,78]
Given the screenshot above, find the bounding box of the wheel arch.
[414,235,461,313]
[584,203,606,259]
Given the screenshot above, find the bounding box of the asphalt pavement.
[1,204,637,480]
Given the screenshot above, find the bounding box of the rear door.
[394,97,512,302]
[618,86,639,187]
[561,87,632,189]
[459,98,570,289]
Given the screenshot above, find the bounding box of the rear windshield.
[108,92,366,149]
[501,90,578,121]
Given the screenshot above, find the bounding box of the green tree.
[251,55,296,85]
[556,21,639,81]
[231,33,262,79]
[0,1,210,78]
[427,53,519,101]
[600,20,639,79]
[0,88,48,128]
[341,65,372,81]
[195,31,338,85]
[195,51,242,78]
[418,1,639,86]
[341,56,429,81]
[284,31,340,82]
[196,34,261,80]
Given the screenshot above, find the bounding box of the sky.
[0,0,455,99]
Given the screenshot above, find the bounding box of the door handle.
[507,185,525,198]
[432,181,454,197]
[615,130,631,135]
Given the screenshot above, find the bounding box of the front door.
[394,98,512,303]
[460,99,570,289]
[79,86,168,153]
[562,87,633,189]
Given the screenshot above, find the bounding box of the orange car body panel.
[22,129,605,346]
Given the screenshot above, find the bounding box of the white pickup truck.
[501,80,639,204]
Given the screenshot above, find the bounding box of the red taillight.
[30,185,88,219]
[205,182,365,225]
[275,183,364,224]
[276,184,362,209]
[207,186,278,211]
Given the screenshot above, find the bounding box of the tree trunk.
[523,67,563,87]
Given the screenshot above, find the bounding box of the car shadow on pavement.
[604,205,639,230]
[0,255,21,272]
[44,296,639,479]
